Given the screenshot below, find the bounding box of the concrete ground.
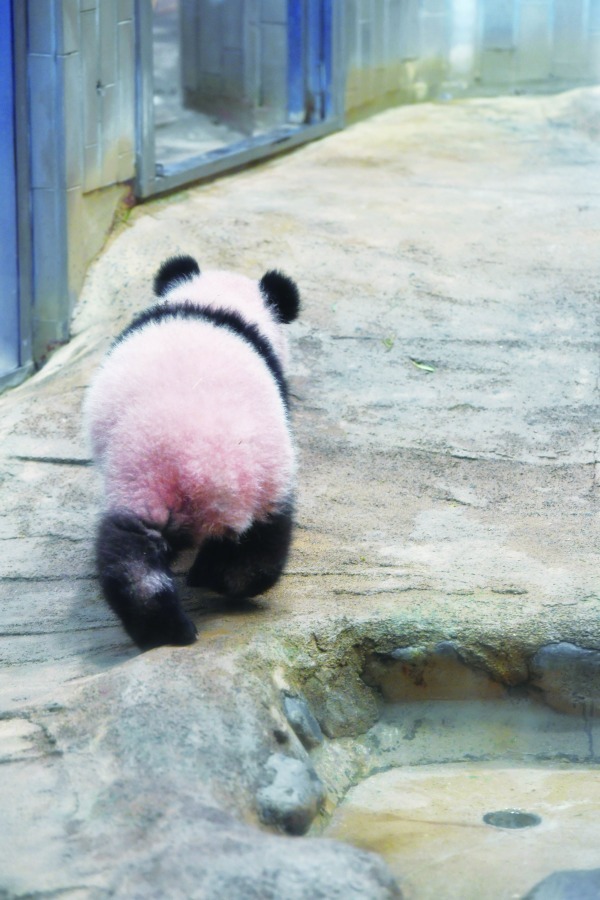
[0,88,599,897]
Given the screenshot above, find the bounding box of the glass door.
[136,0,340,197]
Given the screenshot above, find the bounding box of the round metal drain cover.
[483,809,542,829]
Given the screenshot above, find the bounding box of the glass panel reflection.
[152,0,292,168]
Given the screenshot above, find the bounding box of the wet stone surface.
[324,764,600,900]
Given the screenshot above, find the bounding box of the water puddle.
[325,762,600,900]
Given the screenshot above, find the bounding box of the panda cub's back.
[85,315,295,539]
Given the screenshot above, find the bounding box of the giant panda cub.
[83,255,300,650]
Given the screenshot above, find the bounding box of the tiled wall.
[479,0,600,86]
[27,0,135,361]
[80,0,135,191]
[344,0,449,112]
[343,0,600,117]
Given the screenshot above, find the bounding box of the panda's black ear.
[153,255,200,297]
[259,270,300,324]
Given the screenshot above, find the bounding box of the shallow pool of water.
[325,762,600,899]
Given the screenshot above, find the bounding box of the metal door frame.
[0,0,32,391]
[135,0,344,198]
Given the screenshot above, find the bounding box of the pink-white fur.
[83,270,295,542]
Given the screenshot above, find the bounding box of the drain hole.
[483,809,542,829]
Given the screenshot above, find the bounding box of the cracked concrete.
[0,87,599,897]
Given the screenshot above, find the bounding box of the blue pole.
[0,0,20,375]
[288,0,305,123]
[321,0,333,119]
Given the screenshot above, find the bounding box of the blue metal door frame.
[288,1,305,123]
[0,0,20,385]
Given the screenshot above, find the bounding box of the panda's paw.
[102,564,197,650]
[188,510,293,599]
[187,546,282,600]
[170,610,198,646]
[96,509,198,650]
[186,538,236,594]
[132,604,198,651]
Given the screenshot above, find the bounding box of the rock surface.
[1,87,599,896]
[530,642,600,714]
[257,752,326,834]
[524,869,600,900]
[283,693,325,749]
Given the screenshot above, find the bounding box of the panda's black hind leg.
[96,509,197,650]
[187,501,294,599]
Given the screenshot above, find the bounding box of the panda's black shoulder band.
[114,303,289,408]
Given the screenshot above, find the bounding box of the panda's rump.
[88,320,294,539]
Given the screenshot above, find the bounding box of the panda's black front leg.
[188,501,294,599]
[96,509,198,650]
